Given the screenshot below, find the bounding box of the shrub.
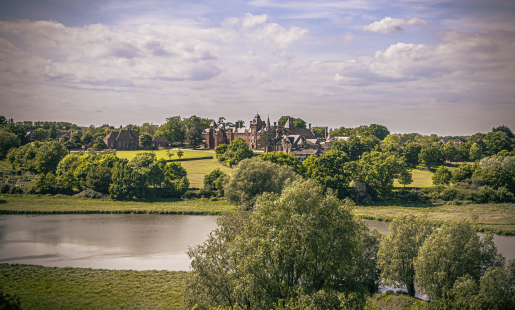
[73,189,109,199]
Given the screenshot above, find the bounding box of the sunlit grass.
[0,264,192,309]
[394,169,434,187]
[116,150,214,161]
[0,195,237,214]
[353,202,515,235]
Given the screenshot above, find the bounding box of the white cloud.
[241,13,268,28]
[362,16,431,34]
[247,23,309,49]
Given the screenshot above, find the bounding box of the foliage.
[258,151,304,175]
[70,133,81,144]
[331,136,379,161]
[492,124,514,139]
[257,126,289,152]
[139,133,153,149]
[140,122,157,136]
[397,169,413,187]
[177,149,184,159]
[469,142,483,161]
[8,141,69,174]
[414,220,505,300]
[184,179,380,310]
[0,131,20,158]
[443,141,459,162]
[484,131,512,155]
[377,215,433,297]
[81,132,93,145]
[48,126,57,139]
[311,126,326,136]
[223,157,301,205]
[0,284,21,310]
[92,136,107,149]
[432,166,452,185]
[402,141,422,165]
[418,144,444,169]
[216,138,254,167]
[351,151,408,199]
[31,128,47,141]
[452,162,476,183]
[155,116,186,146]
[203,168,227,194]
[1,124,28,145]
[277,116,306,129]
[186,116,204,149]
[303,150,351,199]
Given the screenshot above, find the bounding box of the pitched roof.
[294,128,316,137]
[152,136,171,143]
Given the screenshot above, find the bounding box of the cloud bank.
[362,17,432,34]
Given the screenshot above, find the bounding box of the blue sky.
[1,0,514,135]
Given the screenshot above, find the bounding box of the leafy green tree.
[176,149,184,159]
[277,116,307,129]
[258,151,304,175]
[351,151,408,198]
[418,144,444,169]
[368,124,390,140]
[443,141,459,163]
[432,166,452,185]
[492,124,514,139]
[414,220,505,300]
[155,116,186,146]
[470,143,483,161]
[139,133,153,149]
[0,284,22,310]
[163,162,189,196]
[311,126,326,136]
[34,172,57,194]
[59,135,69,144]
[166,149,174,160]
[397,169,413,188]
[70,133,81,144]
[184,179,380,309]
[452,163,476,183]
[33,142,69,174]
[63,140,76,151]
[126,124,140,133]
[331,136,379,161]
[303,150,351,198]
[81,132,93,146]
[0,131,20,158]
[2,123,29,145]
[377,215,433,297]
[186,116,204,149]
[481,166,514,191]
[0,116,6,125]
[484,131,512,155]
[92,137,107,149]
[383,134,402,145]
[224,157,301,205]
[402,141,422,165]
[203,168,227,194]
[217,138,254,167]
[48,126,57,139]
[459,142,472,162]
[85,166,112,194]
[258,125,289,152]
[32,128,47,141]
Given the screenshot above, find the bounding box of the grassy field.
[368,291,425,310]
[116,150,231,188]
[354,201,515,235]
[0,195,237,214]
[0,264,191,309]
[394,169,434,187]
[117,150,214,161]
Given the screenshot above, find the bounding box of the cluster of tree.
[378,215,512,309]
[154,115,212,148]
[0,116,79,131]
[33,152,189,199]
[331,124,390,140]
[277,116,307,129]
[0,120,31,158]
[184,179,383,309]
[6,141,69,173]
[215,138,254,167]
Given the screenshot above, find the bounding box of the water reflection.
[0,215,217,271]
[0,215,513,271]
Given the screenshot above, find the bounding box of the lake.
[0,215,513,271]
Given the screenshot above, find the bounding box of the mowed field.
[394,169,434,187]
[116,150,232,188]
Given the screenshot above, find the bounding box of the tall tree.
[48,126,57,139]
[154,116,186,146]
[140,122,157,136]
[186,116,203,149]
[470,143,483,161]
[139,133,153,149]
[32,128,47,141]
[277,116,307,129]
[377,215,433,297]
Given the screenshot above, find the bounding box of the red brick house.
[103,129,172,150]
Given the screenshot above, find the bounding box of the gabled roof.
[294,128,316,137]
[152,136,171,143]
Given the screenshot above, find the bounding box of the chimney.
[309,123,311,130]
[325,127,328,139]
[274,122,277,127]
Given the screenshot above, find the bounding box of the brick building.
[103,129,171,150]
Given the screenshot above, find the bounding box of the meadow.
[0,264,191,309]
[116,150,232,188]
[394,169,433,187]
[0,195,237,214]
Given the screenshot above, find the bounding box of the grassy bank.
[0,264,191,309]
[0,195,237,214]
[354,201,515,235]
[117,150,214,161]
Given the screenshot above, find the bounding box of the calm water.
[0,215,513,271]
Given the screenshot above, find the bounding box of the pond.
[0,215,513,271]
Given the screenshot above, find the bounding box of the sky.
[0,0,514,135]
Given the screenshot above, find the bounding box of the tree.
[418,144,444,169]
[48,126,57,139]
[331,136,379,161]
[303,149,351,198]
[32,128,47,141]
[377,215,433,297]
[257,125,289,152]
[176,149,184,160]
[235,120,245,128]
[368,124,390,140]
[277,116,307,129]
[258,151,304,175]
[311,126,326,136]
[216,138,254,167]
[70,133,81,144]
[351,151,408,199]
[0,131,20,158]
[92,137,107,149]
[459,142,472,162]
[402,141,422,165]
[140,122,157,136]
[85,166,112,194]
[443,141,459,163]
[63,140,76,151]
[414,220,505,300]
[2,123,29,145]
[397,169,413,188]
[452,163,476,183]
[0,284,22,310]
[432,166,452,185]
[186,116,204,149]
[59,135,69,144]
[0,116,6,126]
[224,157,301,205]
[154,116,186,146]
[166,149,174,160]
[492,125,514,139]
[33,142,69,174]
[484,131,512,155]
[81,132,93,146]
[184,179,380,309]
[470,143,483,161]
[139,133,153,149]
[203,168,227,194]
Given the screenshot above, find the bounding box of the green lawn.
[0,195,237,214]
[116,150,214,161]
[116,150,231,188]
[0,264,191,309]
[354,202,515,235]
[394,169,434,187]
